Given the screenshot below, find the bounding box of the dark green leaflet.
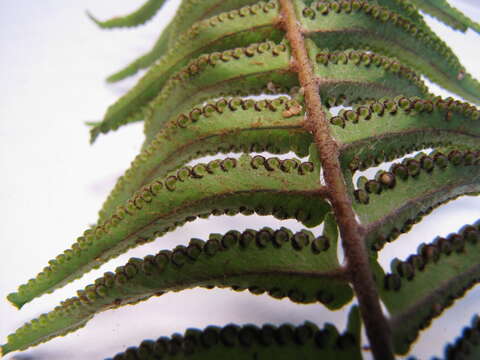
[7,155,330,308]
[1,223,352,355]
[104,308,362,360]
[301,0,480,105]
[352,150,480,251]
[375,221,480,354]
[330,96,480,175]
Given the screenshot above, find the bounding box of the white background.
[1,1,479,359]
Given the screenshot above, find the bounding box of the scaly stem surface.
[278,1,394,359]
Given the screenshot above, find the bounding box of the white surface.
[0,1,479,359]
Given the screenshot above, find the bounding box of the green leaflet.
[352,150,480,251]
[7,155,330,308]
[104,307,360,360]
[90,1,283,143]
[443,314,480,360]
[410,0,480,34]
[142,42,428,147]
[104,311,362,360]
[331,96,480,174]
[98,97,311,221]
[301,0,480,105]
[107,0,274,82]
[87,0,167,29]
[1,225,351,355]
[376,221,480,354]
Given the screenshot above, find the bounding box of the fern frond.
[1,222,352,354]
[7,155,330,308]
[4,0,479,358]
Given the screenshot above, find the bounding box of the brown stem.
[278,1,394,359]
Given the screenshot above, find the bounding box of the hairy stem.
[278,1,394,359]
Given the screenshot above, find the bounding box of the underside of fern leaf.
[376,220,480,354]
[7,154,330,309]
[2,0,480,359]
[2,220,352,355]
[105,307,362,360]
[88,0,480,142]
